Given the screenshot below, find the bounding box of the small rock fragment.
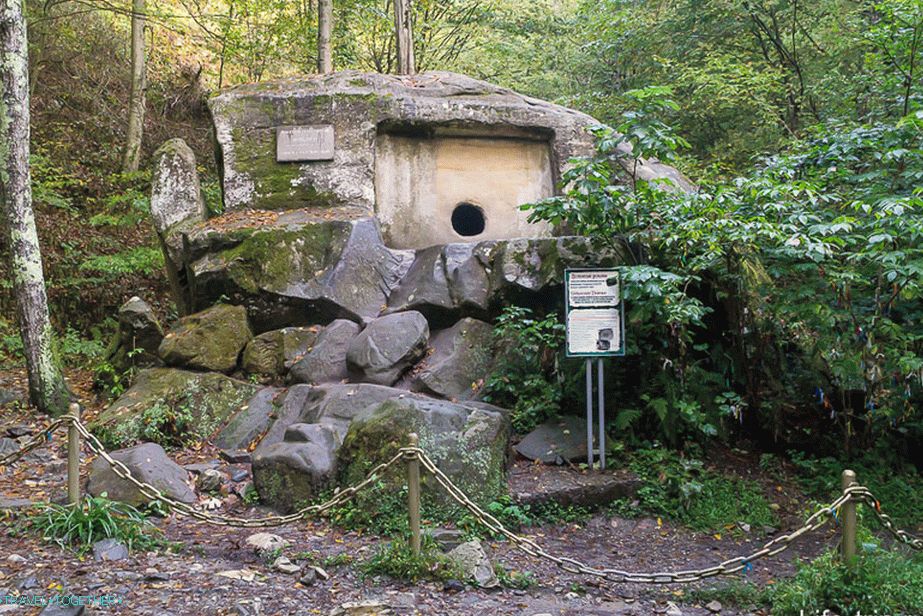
[706,600,722,613]
[245,532,289,556]
[196,468,225,493]
[273,556,301,574]
[92,538,129,562]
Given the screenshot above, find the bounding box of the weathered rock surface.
[90,368,258,448]
[515,415,590,464]
[346,312,429,386]
[339,397,509,505]
[249,383,425,510]
[186,217,413,328]
[509,460,641,509]
[150,138,206,314]
[445,540,499,588]
[93,538,129,562]
[159,304,252,373]
[241,326,319,376]
[209,71,599,214]
[150,138,206,235]
[412,318,493,400]
[214,386,283,450]
[289,320,360,385]
[103,296,164,374]
[87,442,195,507]
[251,423,339,512]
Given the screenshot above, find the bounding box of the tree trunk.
[122,0,147,172]
[394,0,415,75]
[0,0,72,416]
[317,0,332,73]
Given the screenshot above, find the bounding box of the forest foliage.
[1,0,920,459]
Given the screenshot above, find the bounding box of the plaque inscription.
[276,125,335,162]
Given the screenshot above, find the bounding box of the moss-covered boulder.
[159,304,252,373]
[90,368,259,449]
[338,397,510,507]
[252,423,339,513]
[241,326,320,376]
[186,217,413,328]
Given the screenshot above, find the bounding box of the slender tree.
[394,0,415,74]
[317,0,332,73]
[0,0,72,415]
[122,0,147,171]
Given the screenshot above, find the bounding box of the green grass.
[789,451,923,529]
[360,535,463,583]
[22,494,167,554]
[767,543,923,615]
[608,447,777,532]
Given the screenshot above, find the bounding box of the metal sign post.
[566,269,624,470]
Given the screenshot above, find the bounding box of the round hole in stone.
[451,202,486,237]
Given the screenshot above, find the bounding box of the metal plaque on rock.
[276,125,335,162]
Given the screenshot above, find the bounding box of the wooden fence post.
[67,402,81,506]
[841,469,857,566]
[407,432,421,557]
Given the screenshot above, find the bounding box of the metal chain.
[847,486,923,551]
[410,446,855,584]
[0,418,68,467]
[71,417,405,528]
[5,416,919,580]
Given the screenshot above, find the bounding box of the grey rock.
[273,556,302,574]
[230,468,249,482]
[159,304,253,373]
[6,424,30,437]
[215,386,284,451]
[209,71,605,215]
[38,605,85,616]
[515,415,591,464]
[0,437,18,456]
[187,217,413,328]
[339,396,509,506]
[103,297,164,375]
[413,318,493,400]
[445,540,499,588]
[298,568,317,586]
[329,600,392,616]
[242,327,320,376]
[290,320,360,385]
[220,449,253,464]
[183,461,219,474]
[93,538,129,561]
[444,243,492,312]
[196,468,225,493]
[0,497,33,510]
[150,138,206,235]
[431,528,465,552]
[386,246,454,316]
[87,442,195,507]
[6,553,26,562]
[0,388,17,405]
[346,312,429,385]
[245,532,289,555]
[252,424,338,513]
[17,575,39,589]
[706,600,723,613]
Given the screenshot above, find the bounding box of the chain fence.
[1,415,920,585]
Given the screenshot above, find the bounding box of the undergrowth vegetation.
[19,495,167,555]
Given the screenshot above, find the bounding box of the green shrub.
[609,446,777,532]
[360,535,463,582]
[482,306,570,434]
[768,542,923,615]
[25,494,165,554]
[79,247,164,278]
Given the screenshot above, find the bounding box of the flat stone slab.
[514,415,590,464]
[509,460,641,509]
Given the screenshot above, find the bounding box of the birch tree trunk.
[317,0,332,73]
[394,0,415,75]
[122,0,147,172]
[0,0,72,416]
